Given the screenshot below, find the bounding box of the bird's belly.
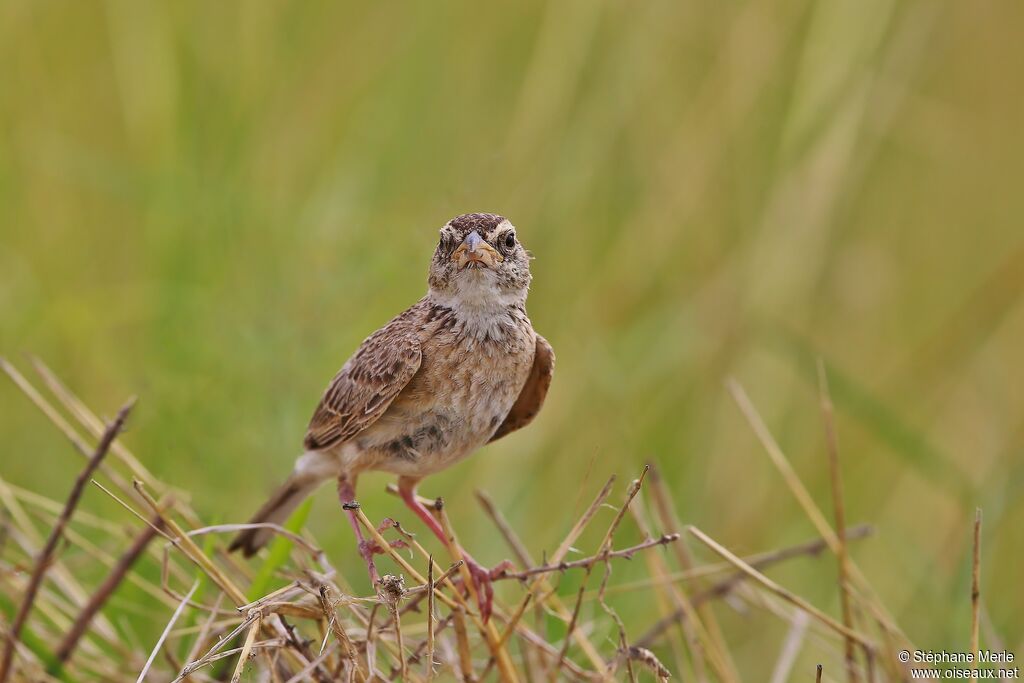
[352,369,527,477]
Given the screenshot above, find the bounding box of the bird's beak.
[452,230,503,270]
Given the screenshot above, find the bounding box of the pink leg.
[396,476,511,622]
[337,475,382,585]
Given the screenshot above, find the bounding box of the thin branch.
[970,508,982,683]
[0,398,135,683]
[451,606,474,682]
[819,360,859,683]
[138,580,198,683]
[230,613,262,683]
[425,558,435,683]
[498,534,679,581]
[687,526,874,649]
[475,490,535,567]
[552,468,648,682]
[727,378,910,647]
[56,513,164,664]
[769,609,809,683]
[284,642,338,683]
[317,585,360,677]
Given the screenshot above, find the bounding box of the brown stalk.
[140,580,199,682]
[495,591,539,650]
[727,379,910,647]
[475,489,554,678]
[970,508,982,683]
[691,524,874,606]
[623,646,670,682]
[56,512,165,664]
[498,534,679,580]
[317,585,362,680]
[404,561,464,596]
[284,642,338,683]
[183,593,226,674]
[501,475,617,674]
[628,499,708,683]
[818,361,859,683]
[134,483,314,676]
[175,638,286,677]
[30,357,161,492]
[0,398,135,683]
[351,508,482,681]
[451,605,475,681]
[176,611,262,682]
[391,614,454,681]
[352,508,459,611]
[474,490,535,568]
[596,559,634,683]
[768,610,809,683]
[552,468,648,682]
[279,616,333,683]
[425,558,435,682]
[510,622,599,682]
[0,361,134,497]
[229,613,262,683]
[434,507,520,683]
[648,463,738,682]
[397,479,612,674]
[391,597,407,682]
[688,525,873,648]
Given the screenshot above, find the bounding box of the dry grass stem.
[970,508,982,683]
[56,513,164,664]
[138,580,198,683]
[818,361,859,683]
[728,379,910,647]
[769,609,810,683]
[0,398,135,683]
[229,612,262,683]
[425,557,436,682]
[499,534,679,580]
[688,525,873,648]
[0,362,944,682]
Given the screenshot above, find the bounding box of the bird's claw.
[358,538,408,558]
[463,557,514,623]
[358,517,409,558]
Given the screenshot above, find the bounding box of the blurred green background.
[2,0,1022,674]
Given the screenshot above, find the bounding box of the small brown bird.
[230,213,553,620]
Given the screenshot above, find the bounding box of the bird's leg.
[396,476,511,622]
[337,475,407,586]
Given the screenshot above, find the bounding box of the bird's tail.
[228,472,320,557]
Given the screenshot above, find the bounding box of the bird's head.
[428,213,532,308]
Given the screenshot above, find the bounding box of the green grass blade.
[246,498,313,602]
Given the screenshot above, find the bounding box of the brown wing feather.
[489,334,554,443]
[304,304,424,450]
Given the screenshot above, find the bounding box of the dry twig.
[0,398,135,683]
[56,513,164,664]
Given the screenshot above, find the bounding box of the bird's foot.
[462,556,515,623]
[358,537,409,558]
[356,519,409,585]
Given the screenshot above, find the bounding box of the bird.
[229,213,554,621]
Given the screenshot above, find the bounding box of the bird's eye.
[503,232,516,250]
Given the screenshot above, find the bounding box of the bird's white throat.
[428,271,527,340]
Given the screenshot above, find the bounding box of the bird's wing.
[489,333,555,443]
[304,306,424,450]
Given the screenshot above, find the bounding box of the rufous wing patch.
[488,333,554,443]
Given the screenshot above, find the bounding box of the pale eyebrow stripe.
[489,223,515,240]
